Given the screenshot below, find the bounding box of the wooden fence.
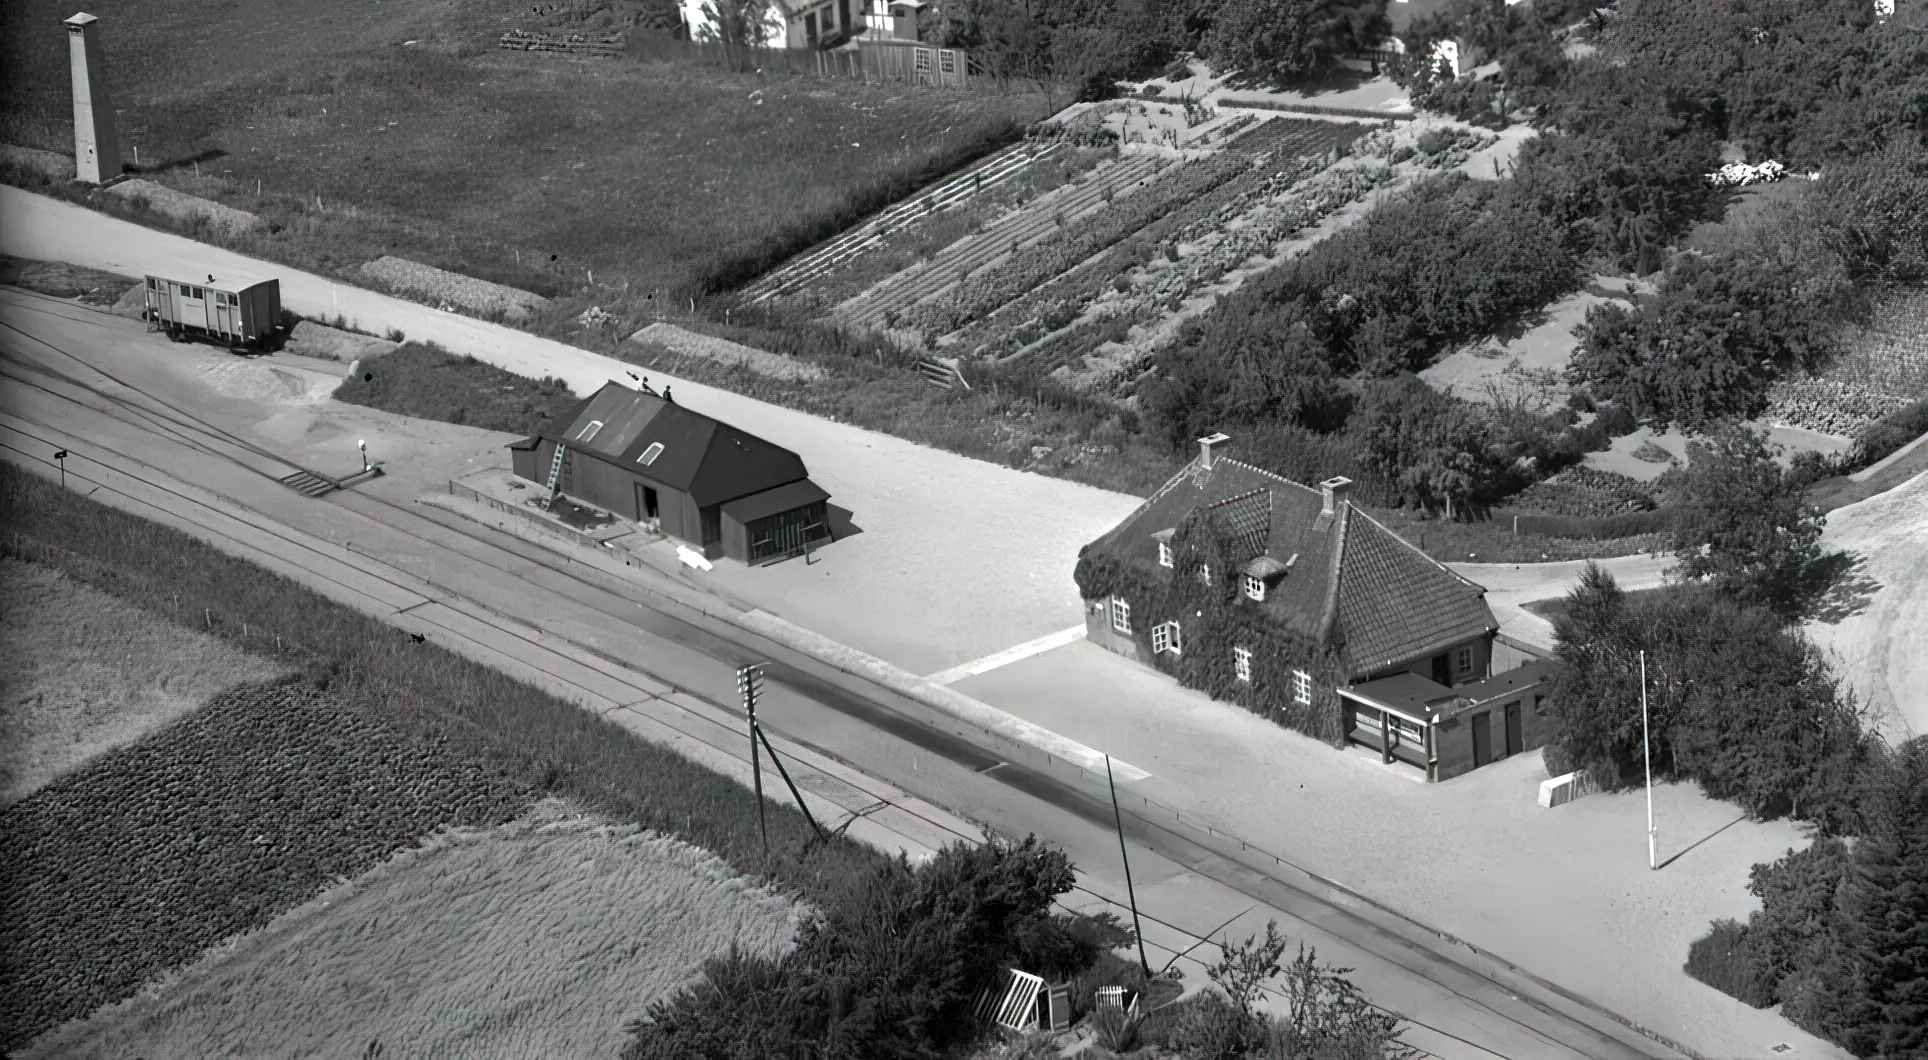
[629,35,967,87]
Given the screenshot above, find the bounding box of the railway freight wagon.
[144,272,282,350]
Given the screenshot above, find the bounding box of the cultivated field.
[1764,288,1928,438]
[19,800,802,1060]
[0,557,285,808]
[0,0,1048,309]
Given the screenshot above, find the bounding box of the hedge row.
[0,679,528,1049]
[1496,506,1675,540]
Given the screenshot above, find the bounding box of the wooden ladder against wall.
[545,444,569,497]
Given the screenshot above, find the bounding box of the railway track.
[0,294,1686,1060]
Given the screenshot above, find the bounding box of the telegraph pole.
[1642,650,1656,871]
[1107,754,1152,978]
[738,663,768,857]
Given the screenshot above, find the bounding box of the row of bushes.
[0,676,529,1049]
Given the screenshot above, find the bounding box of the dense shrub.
[1666,427,1833,619]
[330,341,580,434]
[622,835,1123,1059]
[1201,0,1390,84]
[0,678,528,1049]
[1571,233,1856,429]
[1545,569,1879,835]
[1851,394,1928,470]
[1686,741,1928,1059]
[1818,136,1928,290]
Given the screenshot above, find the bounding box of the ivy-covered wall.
[1073,514,1349,746]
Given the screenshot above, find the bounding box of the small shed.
[511,381,835,565]
[887,0,924,40]
[145,271,281,349]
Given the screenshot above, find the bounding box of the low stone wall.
[498,29,627,57]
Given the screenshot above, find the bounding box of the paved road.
[0,289,1688,1060]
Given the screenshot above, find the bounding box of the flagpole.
[1642,650,1656,871]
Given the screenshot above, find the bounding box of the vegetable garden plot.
[1763,289,1928,437]
[0,678,527,1050]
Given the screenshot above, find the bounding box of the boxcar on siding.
[144,272,282,350]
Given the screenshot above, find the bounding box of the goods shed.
[511,381,834,565]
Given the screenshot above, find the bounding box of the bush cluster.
[1073,516,1350,744]
[622,835,1128,1058]
[1506,466,1658,518]
[1685,740,1928,1059]
[1545,570,1878,835]
[0,678,528,1049]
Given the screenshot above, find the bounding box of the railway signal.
[53,449,68,489]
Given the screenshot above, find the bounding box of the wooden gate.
[748,505,830,565]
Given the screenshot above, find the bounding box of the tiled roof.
[1333,510,1497,678]
[1084,451,1495,679]
[546,382,812,506]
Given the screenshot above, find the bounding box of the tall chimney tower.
[66,13,122,185]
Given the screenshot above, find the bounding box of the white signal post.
[358,439,367,472]
[1642,649,1656,871]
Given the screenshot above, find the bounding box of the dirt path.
[1805,469,1928,742]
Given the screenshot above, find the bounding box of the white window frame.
[1456,646,1473,676]
[1152,620,1182,656]
[1292,670,1312,705]
[577,419,604,442]
[1110,597,1131,635]
[1242,574,1265,601]
[1157,541,1173,567]
[1233,646,1252,683]
[1391,715,1426,747]
[637,441,665,465]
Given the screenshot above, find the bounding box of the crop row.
[1506,465,1662,519]
[0,678,528,1049]
[968,146,1395,379]
[914,120,1360,344]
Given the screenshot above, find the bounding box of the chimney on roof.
[1320,476,1353,515]
[1198,433,1230,470]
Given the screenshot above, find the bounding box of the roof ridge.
[1202,485,1271,512]
[1217,457,1323,498]
[1094,455,1208,548]
[1345,506,1489,595]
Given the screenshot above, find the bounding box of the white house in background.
[680,0,859,48]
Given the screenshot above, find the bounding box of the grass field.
[0,557,284,808]
[0,0,1047,307]
[18,800,800,1060]
[331,341,582,434]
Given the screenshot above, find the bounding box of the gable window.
[1157,541,1173,567]
[637,441,665,465]
[1292,670,1312,705]
[577,420,604,442]
[1110,597,1131,635]
[1152,620,1182,656]
[1242,574,1265,601]
[1456,647,1473,676]
[1233,646,1252,683]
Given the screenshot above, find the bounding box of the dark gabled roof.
[508,434,541,452]
[1333,509,1498,679]
[540,382,811,507]
[1083,451,1496,681]
[720,478,830,524]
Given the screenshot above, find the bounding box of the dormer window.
[1242,574,1266,601]
[1239,554,1293,602]
[1158,541,1173,567]
[637,442,664,465]
[577,420,604,442]
[1197,562,1211,584]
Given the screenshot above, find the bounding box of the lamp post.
[1642,649,1656,871]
